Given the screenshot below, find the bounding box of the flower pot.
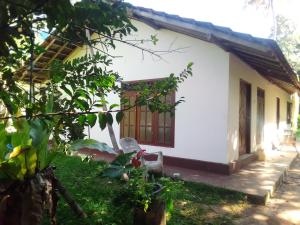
[133,200,166,225]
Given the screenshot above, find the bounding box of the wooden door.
[256,88,265,146]
[276,97,280,129]
[239,80,251,155]
[287,102,292,124]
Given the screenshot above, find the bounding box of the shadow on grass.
[42,153,246,225]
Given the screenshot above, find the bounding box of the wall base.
[228,153,258,174]
[162,155,231,175]
[78,148,258,175]
[146,154,257,175]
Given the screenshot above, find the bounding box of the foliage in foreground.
[0,0,193,144]
[42,154,247,225]
[0,118,59,225]
[1,1,193,224]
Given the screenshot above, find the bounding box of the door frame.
[276,97,280,129]
[256,87,265,147]
[239,79,252,155]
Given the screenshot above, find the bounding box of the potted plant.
[102,150,182,225]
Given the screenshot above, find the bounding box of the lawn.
[42,154,248,225]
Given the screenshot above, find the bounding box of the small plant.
[102,150,182,224]
[113,168,182,213]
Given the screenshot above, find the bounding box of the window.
[276,97,280,129]
[287,102,292,124]
[120,83,175,147]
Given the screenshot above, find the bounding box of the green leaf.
[61,85,73,97]
[24,148,37,176]
[102,152,135,179]
[101,165,124,178]
[44,151,58,167]
[187,62,194,69]
[0,158,23,180]
[29,119,48,147]
[111,152,135,166]
[50,60,66,83]
[0,123,10,161]
[29,119,50,170]
[106,113,113,125]
[11,119,30,147]
[166,199,174,213]
[87,114,97,127]
[1,93,17,114]
[35,136,50,170]
[109,104,119,110]
[75,99,89,111]
[45,92,54,113]
[116,111,124,124]
[34,45,46,55]
[78,115,86,126]
[94,103,103,108]
[2,33,18,50]
[98,112,107,130]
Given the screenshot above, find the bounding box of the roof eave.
[130,6,300,94]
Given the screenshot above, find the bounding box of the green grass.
[42,154,247,225]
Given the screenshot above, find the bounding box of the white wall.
[227,54,292,162]
[68,20,230,164]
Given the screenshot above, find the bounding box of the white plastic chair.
[119,137,163,174]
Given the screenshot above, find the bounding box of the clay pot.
[133,200,166,225]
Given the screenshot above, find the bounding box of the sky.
[125,0,300,38]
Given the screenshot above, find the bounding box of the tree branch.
[0,91,166,121]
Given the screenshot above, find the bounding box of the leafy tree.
[0,0,135,116]
[270,15,300,74]
[0,1,192,224]
[245,1,300,74]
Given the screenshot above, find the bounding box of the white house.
[25,6,300,174]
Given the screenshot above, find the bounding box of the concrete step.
[164,150,299,205]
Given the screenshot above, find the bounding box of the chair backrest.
[119,137,142,153]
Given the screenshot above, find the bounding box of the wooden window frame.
[120,80,175,148]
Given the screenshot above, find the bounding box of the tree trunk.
[54,176,87,218]
[85,29,120,152]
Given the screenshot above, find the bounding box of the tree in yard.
[270,15,300,75]
[0,1,192,224]
[245,1,300,75]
